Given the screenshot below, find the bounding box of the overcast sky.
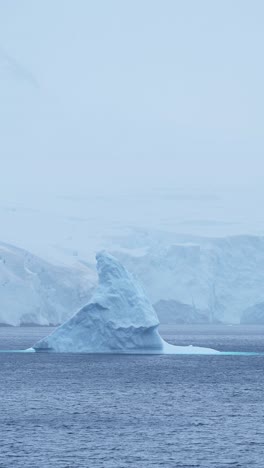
[0,0,263,200]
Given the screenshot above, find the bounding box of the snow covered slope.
[2,232,264,326]
[33,252,218,354]
[0,242,94,326]
[112,234,264,323]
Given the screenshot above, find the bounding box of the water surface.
[0,325,263,467]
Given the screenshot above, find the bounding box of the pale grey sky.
[0,3,264,258]
[0,0,263,198]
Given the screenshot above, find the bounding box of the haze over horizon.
[1,0,264,257]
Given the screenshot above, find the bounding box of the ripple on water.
[0,326,264,467]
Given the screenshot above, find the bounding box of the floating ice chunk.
[33,252,219,354]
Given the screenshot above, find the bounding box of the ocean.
[0,325,263,467]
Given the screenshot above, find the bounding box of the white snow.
[33,252,218,354]
[0,242,94,326]
[112,233,264,323]
[3,232,264,326]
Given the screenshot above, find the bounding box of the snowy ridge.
[112,234,264,323]
[33,252,218,354]
[2,233,264,326]
[0,242,94,326]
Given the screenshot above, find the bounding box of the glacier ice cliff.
[33,252,218,354]
[112,233,264,324]
[0,242,94,326]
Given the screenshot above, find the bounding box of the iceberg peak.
[96,250,129,281]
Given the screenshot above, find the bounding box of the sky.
[0,0,264,257]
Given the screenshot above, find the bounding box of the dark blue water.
[0,326,264,467]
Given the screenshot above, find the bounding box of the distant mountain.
[112,234,264,323]
[0,241,95,326]
[153,300,209,324]
[2,233,264,326]
[241,303,264,324]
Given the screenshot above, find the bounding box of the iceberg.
[33,252,218,354]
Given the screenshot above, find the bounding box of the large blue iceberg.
[33,252,218,354]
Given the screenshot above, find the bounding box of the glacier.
[33,252,218,354]
[0,242,94,326]
[112,232,264,324]
[3,233,264,326]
